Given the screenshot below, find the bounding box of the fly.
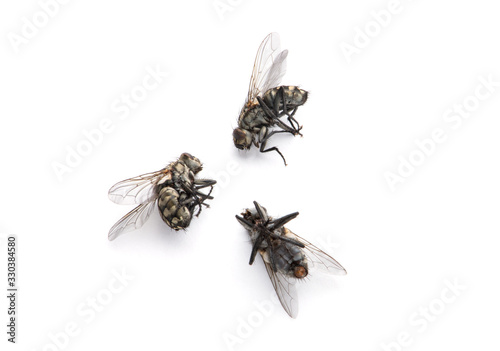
[236,201,346,318]
[108,153,216,240]
[233,33,308,165]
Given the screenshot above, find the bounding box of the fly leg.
[276,87,302,135]
[272,86,283,116]
[194,179,217,200]
[285,107,302,136]
[258,126,288,166]
[194,179,217,215]
[248,233,265,265]
[194,179,217,189]
[257,96,298,136]
[193,186,215,216]
[180,182,214,217]
[269,211,300,231]
[253,200,269,223]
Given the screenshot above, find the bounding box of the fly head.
[179,153,203,174]
[233,128,253,150]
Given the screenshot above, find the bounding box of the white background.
[1,0,500,350]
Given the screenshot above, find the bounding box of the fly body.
[236,201,346,318]
[233,33,308,165]
[108,153,216,240]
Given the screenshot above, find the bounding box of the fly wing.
[108,201,157,241]
[285,229,347,275]
[108,169,171,205]
[260,50,288,95]
[261,252,299,318]
[246,33,286,104]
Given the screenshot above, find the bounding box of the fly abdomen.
[273,240,308,279]
[158,187,191,230]
[262,86,308,110]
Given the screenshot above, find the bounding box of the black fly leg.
[276,87,302,135]
[180,182,212,217]
[193,179,217,210]
[258,126,288,166]
[285,108,302,136]
[194,179,217,189]
[256,95,278,120]
[273,86,284,117]
[235,215,253,231]
[257,96,298,136]
[193,185,215,216]
[253,200,269,223]
[193,180,216,200]
[248,233,265,265]
[268,231,304,248]
[269,212,300,231]
[180,190,202,216]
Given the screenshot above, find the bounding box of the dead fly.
[236,201,346,318]
[108,153,216,241]
[233,33,308,165]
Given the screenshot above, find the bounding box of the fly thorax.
[156,174,173,193]
[249,226,269,250]
[240,105,270,130]
[172,162,186,175]
[180,169,195,187]
[173,163,194,187]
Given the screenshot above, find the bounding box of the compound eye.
[233,128,250,149]
[180,152,193,160]
[179,153,202,173]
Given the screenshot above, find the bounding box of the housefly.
[108,153,216,240]
[233,33,308,165]
[236,201,346,318]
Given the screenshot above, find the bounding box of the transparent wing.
[246,32,287,103]
[261,252,299,318]
[108,169,171,205]
[260,50,288,95]
[108,201,157,241]
[285,229,347,275]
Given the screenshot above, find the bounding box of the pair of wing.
[107,169,172,241]
[246,32,288,106]
[260,230,347,318]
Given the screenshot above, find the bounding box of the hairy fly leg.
[194,179,217,189]
[194,179,217,201]
[253,200,269,222]
[256,96,297,135]
[258,126,288,166]
[269,211,300,231]
[261,88,302,135]
[180,179,216,217]
[276,87,302,134]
